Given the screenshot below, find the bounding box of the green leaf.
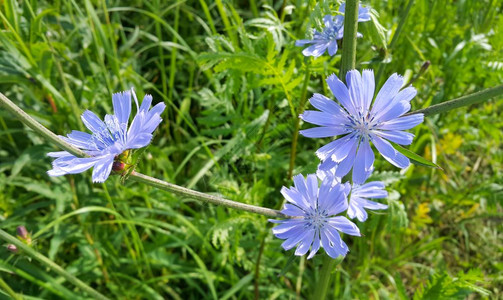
[391,142,442,169]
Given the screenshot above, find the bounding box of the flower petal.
[302,42,329,57]
[295,229,315,256]
[328,40,338,56]
[307,232,321,259]
[334,139,358,178]
[377,114,424,131]
[373,130,415,145]
[92,156,115,183]
[112,90,131,125]
[371,134,410,168]
[326,73,357,116]
[309,93,349,119]
[300,127,348,138]
[81,110,108,137]
[361,69,375,112]
[346,70,363,113]
[328,216,361,236]
[296,39,314,46]
[370,73,403,116]
[330,133,358,163]
[347,200,368,222]
[300,111,348,127]
[352,139,375,184]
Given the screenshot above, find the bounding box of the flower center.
[307,209,328,229]
[347,111,377,139]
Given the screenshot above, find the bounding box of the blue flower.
[47,89,166,182]
[295,3,371,57]
[270,174,360,259]
[316,163,388,222]
[300,69,424,184]
[349,181,388,222]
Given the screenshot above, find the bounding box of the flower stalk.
[408,84,503,116]
[0,92,285,218]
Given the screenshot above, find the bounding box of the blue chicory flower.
[47,89,166,182]
[300,69,424,184]
[295,3,371,57]
[317,163,388,222]
[270,174,361,259]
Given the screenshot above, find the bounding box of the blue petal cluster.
[295,4,370,57]
[300,69,424,184]
[270,174,361,259]
[47,89,166,182]
[317,163,388,222]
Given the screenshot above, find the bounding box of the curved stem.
[0,229,109,300]
[408,84,503,116]
[129,172,285,218]
[0,92,286,218]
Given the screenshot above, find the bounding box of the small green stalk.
[0,229,109,300]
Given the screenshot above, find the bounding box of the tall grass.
[0,0,501,298]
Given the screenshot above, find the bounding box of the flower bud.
[16,226,32,244]
[112,161,125,171]
[7,244,18,253]
[17,226,28,239]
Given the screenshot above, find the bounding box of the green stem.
[0,92,286,218]
[0,92,87,157]
[339,0,359,79]
[0,277,22,300]
[408,84,503,116]
[129,172,284,217]
[314,1,359,299]
[0,229,109,300]
[312,255,342,300]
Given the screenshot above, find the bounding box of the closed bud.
[112,161,125,171]
[17,226,28,239]
[7,244,18,253]
[16,226,32,244]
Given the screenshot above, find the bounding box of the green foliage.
[0,0,502,299]
[413,269,490,300]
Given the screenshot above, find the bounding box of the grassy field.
[0,0,502,299]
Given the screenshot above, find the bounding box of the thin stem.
[408,84,503,116]
[0,277,22,300]
[129,172,285,218]
[0,229,109,300]
[339,0,359,79]
[0,92,87,158]
[0,92,286,218]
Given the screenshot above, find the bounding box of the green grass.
[0,0,502,299]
